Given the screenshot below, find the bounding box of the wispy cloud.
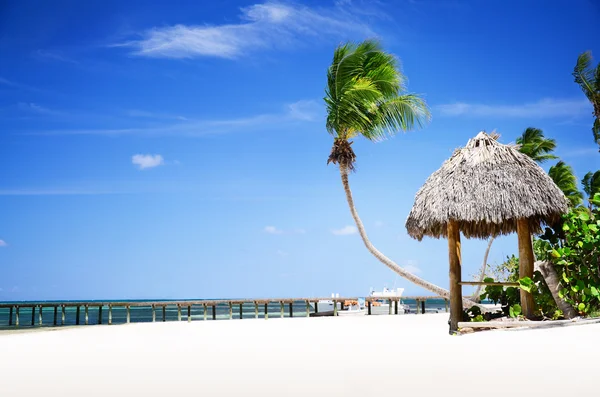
[436,98,591,118]
[264,226,283,234]
[32,50,79,64]
[33,99,320,136]
[331,225,358,235]
[114,2,374,59]
[0,240,7,247]
[558,147,600,157]
[132,154,165,170]
[264,226,305,235]
[402,260,421,274]
[17,102,61,116]
[126,109,188,121]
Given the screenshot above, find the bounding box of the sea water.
[0,298,450,329]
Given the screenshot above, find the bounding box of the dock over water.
[0,296,448,328]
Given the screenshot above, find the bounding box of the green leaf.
[551,249,561,258]
[589,224,598,232]
[563,223,570,231]
[518,277,534,293]
[562,272,570,283]
[578,302,586,311]
[509,304,522,318]
[579,212,590,221]
[591,286,599,297]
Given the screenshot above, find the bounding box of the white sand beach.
[1,314,598,396]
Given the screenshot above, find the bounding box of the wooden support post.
[264,303,269,320]
[152,305,156,322]
[53,306,58,326]
[212,305,216,320]
[421,300,425,314]
[314,302,319,314]
[388,299,393,315]
[448,219,463,334]
[61,306,66,325]
[76,306,81,325]
[228,302,233,320]
[162,306,166,322]
[187,305,191,322]
[517,218,535,319]
[85,305,89,325]
[38,305,43,326]
[126,305,131,323]
[333,300,338,316]
[9,306,13,326]
[177,304,182,321]
[368,301,372,315]
[289,302,293,318]
[203,304,207,321]
[280,302,284,318]
[239,304,243,320]
[445,299,449,313]
[16,306,20,327]
[108,305,112,325]
[32,306,36,326]
[394,300,399,315]
[98,306,103,325]
[305,301,310,317]
[255,302,259,319]
[341,302,345,311]
[415,300,419,315]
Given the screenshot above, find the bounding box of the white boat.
[314,293,342,314]
[336,298,367,316]
[368,287,410,315]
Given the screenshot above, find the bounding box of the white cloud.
[114,2,374,59]
[264,226,283,234]
[126,109,188,121]
[331,225,358,235]
[132,154,165,170]
[436,98,591,118]
[0,240,7,247]
[17,102,60,115]
[402,260,421,274]
[34,99,319,136]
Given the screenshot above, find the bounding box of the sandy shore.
[1,314,598,396]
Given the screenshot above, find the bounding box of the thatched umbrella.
[405,131,569,333]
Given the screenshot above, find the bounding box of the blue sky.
[1,0,599,301]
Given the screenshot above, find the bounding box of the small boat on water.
[336,298,367,316]
[368,287,410,315]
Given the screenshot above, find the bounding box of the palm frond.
[365,94,431,141]
[548,161,583,207]
[573,51,597,101]
[516,127,558,163]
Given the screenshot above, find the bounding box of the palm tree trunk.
[535,261,578,319]
[339,167,481,309]
[471,237,495,302]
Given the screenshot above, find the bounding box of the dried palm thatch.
[405,131,570,240]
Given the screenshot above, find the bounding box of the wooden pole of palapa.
[448,220,463,334]
[517,218,535,319]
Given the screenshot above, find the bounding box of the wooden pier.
[0,296,447,328]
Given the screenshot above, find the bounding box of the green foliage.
[478,256,559,319]
[324,40,430,145]
[573,51,600,149]
[549,161,584,207]
[536,206,600,316]
[516,127,558,163]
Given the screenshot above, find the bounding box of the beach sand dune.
[1,314,597,396]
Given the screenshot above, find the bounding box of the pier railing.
[0,296,447,328]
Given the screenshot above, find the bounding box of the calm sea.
[0,298,450,329]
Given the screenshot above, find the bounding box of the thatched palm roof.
[405,131,570,240]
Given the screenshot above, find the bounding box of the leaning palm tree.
[548,161,583,207]
[324,40,456,297]
[515,127,558,163]
[573,51,600,151]
[582,170,600,209]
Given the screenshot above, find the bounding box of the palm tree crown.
[325,40,430,171]
[573,51,600,150]
[548,161,583,207]
[516,127,558,163]
[582,170,600,208]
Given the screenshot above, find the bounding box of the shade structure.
[405,131,570,333]
[405,132,569,240]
